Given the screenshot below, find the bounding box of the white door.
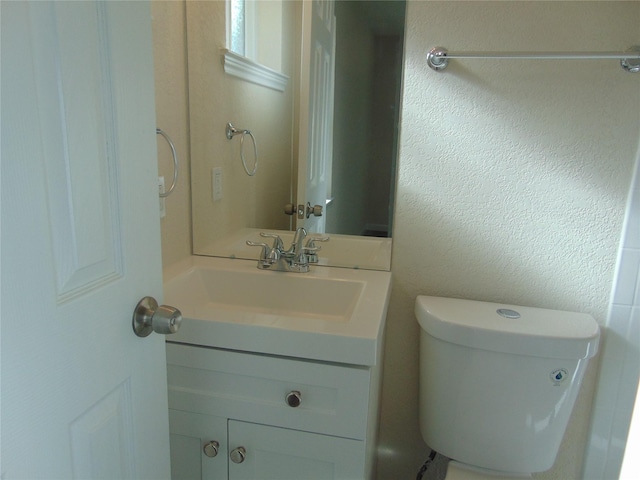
[1,2,171,478]
[296,0,336,233]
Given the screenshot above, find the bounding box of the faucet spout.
[292,227,307,255]
[292,227,309,267]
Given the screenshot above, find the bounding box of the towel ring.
[226,122,258,176]
[156,128,178,197]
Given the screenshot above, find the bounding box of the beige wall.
[377,1,640,479]
[152,1,192,268]
[187,1,295,253]
[152,1,640,478]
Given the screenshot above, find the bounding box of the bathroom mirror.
[188,0,405,271]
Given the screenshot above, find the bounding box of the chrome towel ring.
[156,128,178,197]
[226,122,258,176]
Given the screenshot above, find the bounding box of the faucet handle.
[302,236,328,264]
[305,236,330,250]
[246,241,271,260]
[259,232,284,251]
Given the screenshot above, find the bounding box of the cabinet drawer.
[166,343,371,440]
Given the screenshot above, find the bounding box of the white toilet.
[415,296,600,479]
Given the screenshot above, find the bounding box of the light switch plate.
[213,167,223,201]
[158,176,166,218]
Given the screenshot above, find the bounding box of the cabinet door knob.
[230,446,246,464]
[285,390,302,408]
[203,440,219,458]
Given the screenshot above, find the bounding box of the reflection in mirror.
[190,1,405,271]
[327,1,405,238]
[229,0,248,56]
[227,0,284,72]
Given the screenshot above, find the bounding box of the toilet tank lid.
[415,296,600,359]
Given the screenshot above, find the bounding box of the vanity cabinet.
[169,410,227,479]
[166,342,381,479]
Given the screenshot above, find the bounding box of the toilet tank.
[415,296,600,474]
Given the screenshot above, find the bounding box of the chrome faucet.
[247,227,313,272]
[304,235,329,263]
[290,227,308,266]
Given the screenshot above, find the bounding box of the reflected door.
[296,0,336,233]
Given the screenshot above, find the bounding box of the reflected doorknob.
[284,203,298,215]
[132,296,182,337]
[284,203,305,219]
[284,203,323,219]
[305,202,323,218]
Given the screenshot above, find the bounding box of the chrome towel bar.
[427,46,640,73]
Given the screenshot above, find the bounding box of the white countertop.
[163,255,392,366]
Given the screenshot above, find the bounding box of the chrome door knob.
[132,296,182,337]
[230,446,246,464]
[284,203,305,219]
[285,390,302,408]
[203,440,220,458]
[305,202,323,218]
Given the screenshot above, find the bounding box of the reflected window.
[226,0,282,72]
[230,0,245,55]
[229,0,256,60]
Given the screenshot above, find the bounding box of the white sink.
[162,256,392,366]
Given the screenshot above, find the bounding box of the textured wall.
[376,2,640,479]
[152,1,192,268]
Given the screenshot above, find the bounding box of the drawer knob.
[203,440,219,458]
[285,390,302,408]
[230,446,247,464]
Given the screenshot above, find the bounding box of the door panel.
[1,2,169,478]
[69,381,136,479]
[30,0,124,302]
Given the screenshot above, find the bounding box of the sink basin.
[162,256,392,366]
[174,267,363,322]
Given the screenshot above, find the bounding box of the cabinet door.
[228,420,365,480]
[169,409,228,479]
